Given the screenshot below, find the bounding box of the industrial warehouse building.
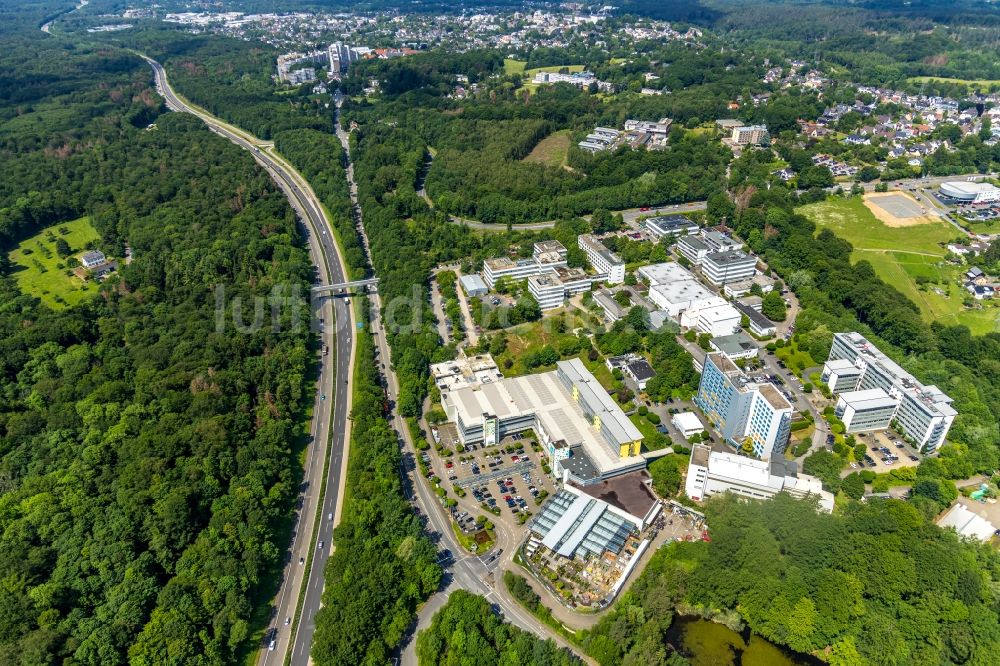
[441,358,645,484]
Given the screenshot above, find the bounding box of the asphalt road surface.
[142,56,355,666]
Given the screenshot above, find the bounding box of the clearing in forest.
[523,130,571,168]
[8,217,103,308]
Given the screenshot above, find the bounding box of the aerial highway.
[141,56,356,666]
[332,102,593,665]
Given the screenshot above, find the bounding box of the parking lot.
[427,431,557,531]
[843,430,922,474]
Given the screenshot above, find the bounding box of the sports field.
[8,217,103,308]
[799,197,1000,335]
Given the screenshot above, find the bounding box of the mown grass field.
[503,58,526,74]
[522,129,571,167]
[799,197,1000,334]
[523,63,585,77]
[8,217,103,308]
[908,75,1000,90]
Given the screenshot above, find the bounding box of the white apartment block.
[824,332,957,452]
[685,444,834,512]
[578,234,625,283]
[731,125,769,146]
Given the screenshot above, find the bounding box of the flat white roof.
[649,281,719,306]
[460,273,487,291]
[638,261,695,286]
[697,303,741,322]
[838,387,897,410]
[824,358,860,373]
[444,360,643,475]
[706,451,782,490]
[940,181,1000,196]
[672,411,703,432]
[938,503,996,542]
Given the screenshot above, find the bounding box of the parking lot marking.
[454,459,536,488]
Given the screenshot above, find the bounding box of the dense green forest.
[341,50,734,225]
[584,493,1000,665]
[417,590,582,666]
[0,24,316,665]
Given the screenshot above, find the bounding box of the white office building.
[685,444,834,512]
[441,359,645,484]
[695,353,793,459]
[693,304,742,338]
[723,273,776,298]
[821,358,864,393]
[702,230,742,253]
[675,235,710,265]
[481,240,568,288]
[835,388,898,433]
[643,214,699,239]
[578,234,625,284]
[528,267,594,310]
[825,332,957,452]
[734,302,775,338]
[701,250,757,286]
[647,280,723,318]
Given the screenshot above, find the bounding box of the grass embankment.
[798,197,999,335]
[8,217,102,308]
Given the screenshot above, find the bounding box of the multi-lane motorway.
[142,56,355,666]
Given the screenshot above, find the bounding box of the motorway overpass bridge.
[311,277,379,295]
